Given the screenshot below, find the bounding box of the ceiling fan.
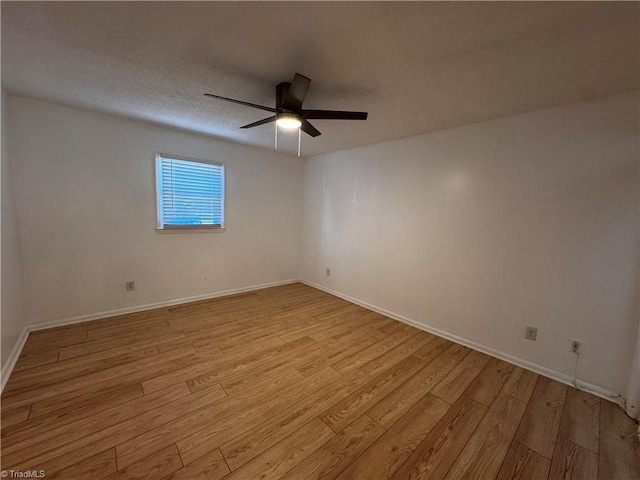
[204,73,368,138]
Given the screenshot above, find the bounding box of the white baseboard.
[301,279,622,404]
[25,279,299,332]
[0,278,298,393]
[2,277,622,406]
[1,327,30,393]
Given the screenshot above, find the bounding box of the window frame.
[154,152,226,232]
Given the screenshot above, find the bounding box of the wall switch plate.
[570,339,582,354]
[326,268,331,276]
[525,326,537,341]
[126,281,135,291]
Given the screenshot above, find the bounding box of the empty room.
[1,2,639,479]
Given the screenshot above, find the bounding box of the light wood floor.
[1,283,638,480]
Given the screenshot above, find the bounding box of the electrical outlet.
[326,268,331,276]
[525,326,537,341]
[126,281,135,291]
[570,339,582,354]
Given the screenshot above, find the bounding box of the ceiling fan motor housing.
[276,82,292,111]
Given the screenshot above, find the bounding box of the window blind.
[156,155,224,228]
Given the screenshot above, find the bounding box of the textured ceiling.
[2,2,638,157]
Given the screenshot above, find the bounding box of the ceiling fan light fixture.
[276,113,302,129]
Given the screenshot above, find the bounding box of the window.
[155,153,225,230]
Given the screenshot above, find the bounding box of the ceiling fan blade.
[204,93,276,113]
[283,73,311,110]
[301,120,321,137]
[240,116,277,129]
[302,110,368,120]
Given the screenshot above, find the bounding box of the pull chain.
[273,123,301,156]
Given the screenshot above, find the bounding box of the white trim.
[28,279,298,332]
[155,152,226,230]
[301,279,622,404]
[2,276,623,406]
[155,227,226,234]
[0,278,298,393]
[1,327,30,393]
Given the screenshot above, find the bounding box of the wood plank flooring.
[1,283,638,479]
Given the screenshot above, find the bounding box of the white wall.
[301,91,639,396]
[1,91,26,368]
[5,91,638,398]
[7,95,304,326]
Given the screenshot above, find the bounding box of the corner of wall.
[298,92,639,399]
[1,90,28,390]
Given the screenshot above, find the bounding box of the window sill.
[155,226,226,234]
